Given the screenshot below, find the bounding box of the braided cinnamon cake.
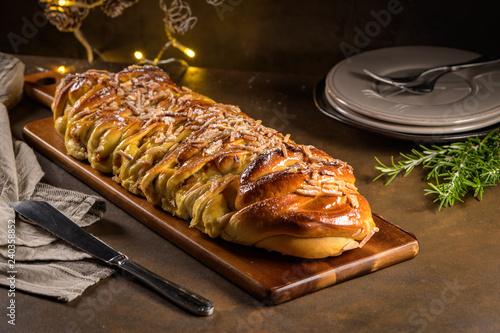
[52,65,378,259]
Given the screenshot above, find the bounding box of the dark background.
[1,0,500,75]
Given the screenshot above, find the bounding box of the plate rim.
[324,87,500,135]
[314,76,499,143]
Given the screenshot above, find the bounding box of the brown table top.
[3,55,500,332]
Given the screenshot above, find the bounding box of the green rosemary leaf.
[374,129,500,209]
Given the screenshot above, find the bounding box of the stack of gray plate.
[314,46,500,142]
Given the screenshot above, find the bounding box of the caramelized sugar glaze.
[52,65,377,258]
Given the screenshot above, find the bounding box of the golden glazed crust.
[52,65,377,259]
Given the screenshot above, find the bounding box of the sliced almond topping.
[116,150,134,161]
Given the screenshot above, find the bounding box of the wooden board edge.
[268,219,419,304]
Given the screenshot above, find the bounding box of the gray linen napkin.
[0,53,114,302]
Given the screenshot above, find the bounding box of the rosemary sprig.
[374,130,500,210]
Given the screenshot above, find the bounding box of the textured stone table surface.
[3,55,499,333]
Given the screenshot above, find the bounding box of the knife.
[9,200,214,316]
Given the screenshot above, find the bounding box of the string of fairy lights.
[135,0,196,66]
[39,0,224,67]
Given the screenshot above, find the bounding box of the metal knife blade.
[10,200,120,262]
[9,200,214,316]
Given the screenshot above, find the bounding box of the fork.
[363,54,500,94]
[382,71,450,95]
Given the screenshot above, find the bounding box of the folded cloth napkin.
[0,53,114,302]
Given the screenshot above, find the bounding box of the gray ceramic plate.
[325,46,500,127]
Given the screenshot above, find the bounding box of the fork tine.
[364,69,431,94]
[363,69,400,86]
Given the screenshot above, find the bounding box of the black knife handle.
[115,258,214,316]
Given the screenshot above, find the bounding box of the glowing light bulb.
[170,39,195,59]
[185,48,195,58]
[57,65,67,74]
[58,0,68,5]
[134,51,144,60]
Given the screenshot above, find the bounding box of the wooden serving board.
[22,73,419,304]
